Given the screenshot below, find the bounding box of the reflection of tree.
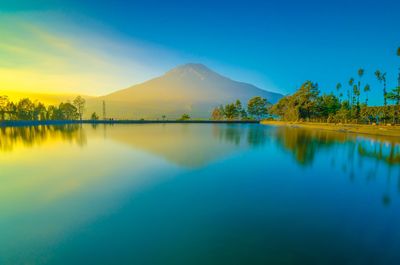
[212,124,270,147]
[272,125,400,206]
[246,125,269,146]
[273,127,348,165]
[0,125,86,152]
[358,142,400,165]
[273,126,400,167]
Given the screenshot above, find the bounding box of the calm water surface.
[1,124,400,265]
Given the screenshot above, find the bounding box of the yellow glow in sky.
[0,12,180,96]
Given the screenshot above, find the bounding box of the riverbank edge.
[0,120,260,127]
[261,120,400,138]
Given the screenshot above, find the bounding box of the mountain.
[89,63,283,119]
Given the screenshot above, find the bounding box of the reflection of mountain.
[0,124,270,167]
[100,124,269,167]
[0,125,86,151]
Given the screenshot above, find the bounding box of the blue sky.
[1,0,399,104]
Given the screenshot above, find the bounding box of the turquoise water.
[1,124,400,265]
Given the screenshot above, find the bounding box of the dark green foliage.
[247,96,269,120]
[271,81,399,124]
[210,98,266,120]
[270,47,400,124]
[0,96,84,121]
[73,96,86,121]
[375,70,387,106]
[91,112,99,120]
[179,114,190,121]
[270,81,321,121]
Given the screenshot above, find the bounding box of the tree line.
[0,95,96,121]
[211,96,270,121]
[270,47,400,124]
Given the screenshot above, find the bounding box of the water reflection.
[0,125,86,151]
[212,124,269,147]
[1,123,399,168]
[101,124,270,167]
[1,124,400,264]
[0,123,270,167]
[272,125,400,166]
[271,125,400,206]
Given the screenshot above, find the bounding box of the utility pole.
[102,100,106,120]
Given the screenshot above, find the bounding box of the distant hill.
[1,64,283,119]
[90,63,283,119]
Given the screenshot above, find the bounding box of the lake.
[1,123,400,265]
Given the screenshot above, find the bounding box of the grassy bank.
[261,120,400,138]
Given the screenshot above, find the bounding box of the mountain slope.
[90,63,283,119]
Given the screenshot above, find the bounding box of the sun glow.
[0,12,180,96]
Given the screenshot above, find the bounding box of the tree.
[376,70,387,106]
[356,68,364,107]
[270,81,320,121]
[364,84,371,106]
[162,115,166,121]
[46,105,58,120]
[247,96,269,120]
[390,47,400,123]
[348,77,355,106]
[353,84,361,119]
[0,96,9,120]
[59,103,79,120]
[316,93,340,120]
[336,83,342,101]
[375,70,387,106]
[224,103,239,120]
[387,88,400,124]
[235,100,247,119]
[73,96,86,121]
[91,112,99,120]
[335,100,352,123]
[34,102,47,120]
[240,108,248,120]
[211,107,223,120]
[179,114,190,121]
[16,98,35,120]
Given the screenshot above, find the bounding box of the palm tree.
[336,83,342,101]
[349,78,355,106]
[387,89,400,124]
[364,84,370,105]
[384,48,400,124]
[375,70,388,106]
[357,68,364,107]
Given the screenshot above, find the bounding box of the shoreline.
[261,120,400,138]
[0,120,260,127]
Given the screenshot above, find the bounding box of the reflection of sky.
[0,124,400,264]
[0,135,183,264]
